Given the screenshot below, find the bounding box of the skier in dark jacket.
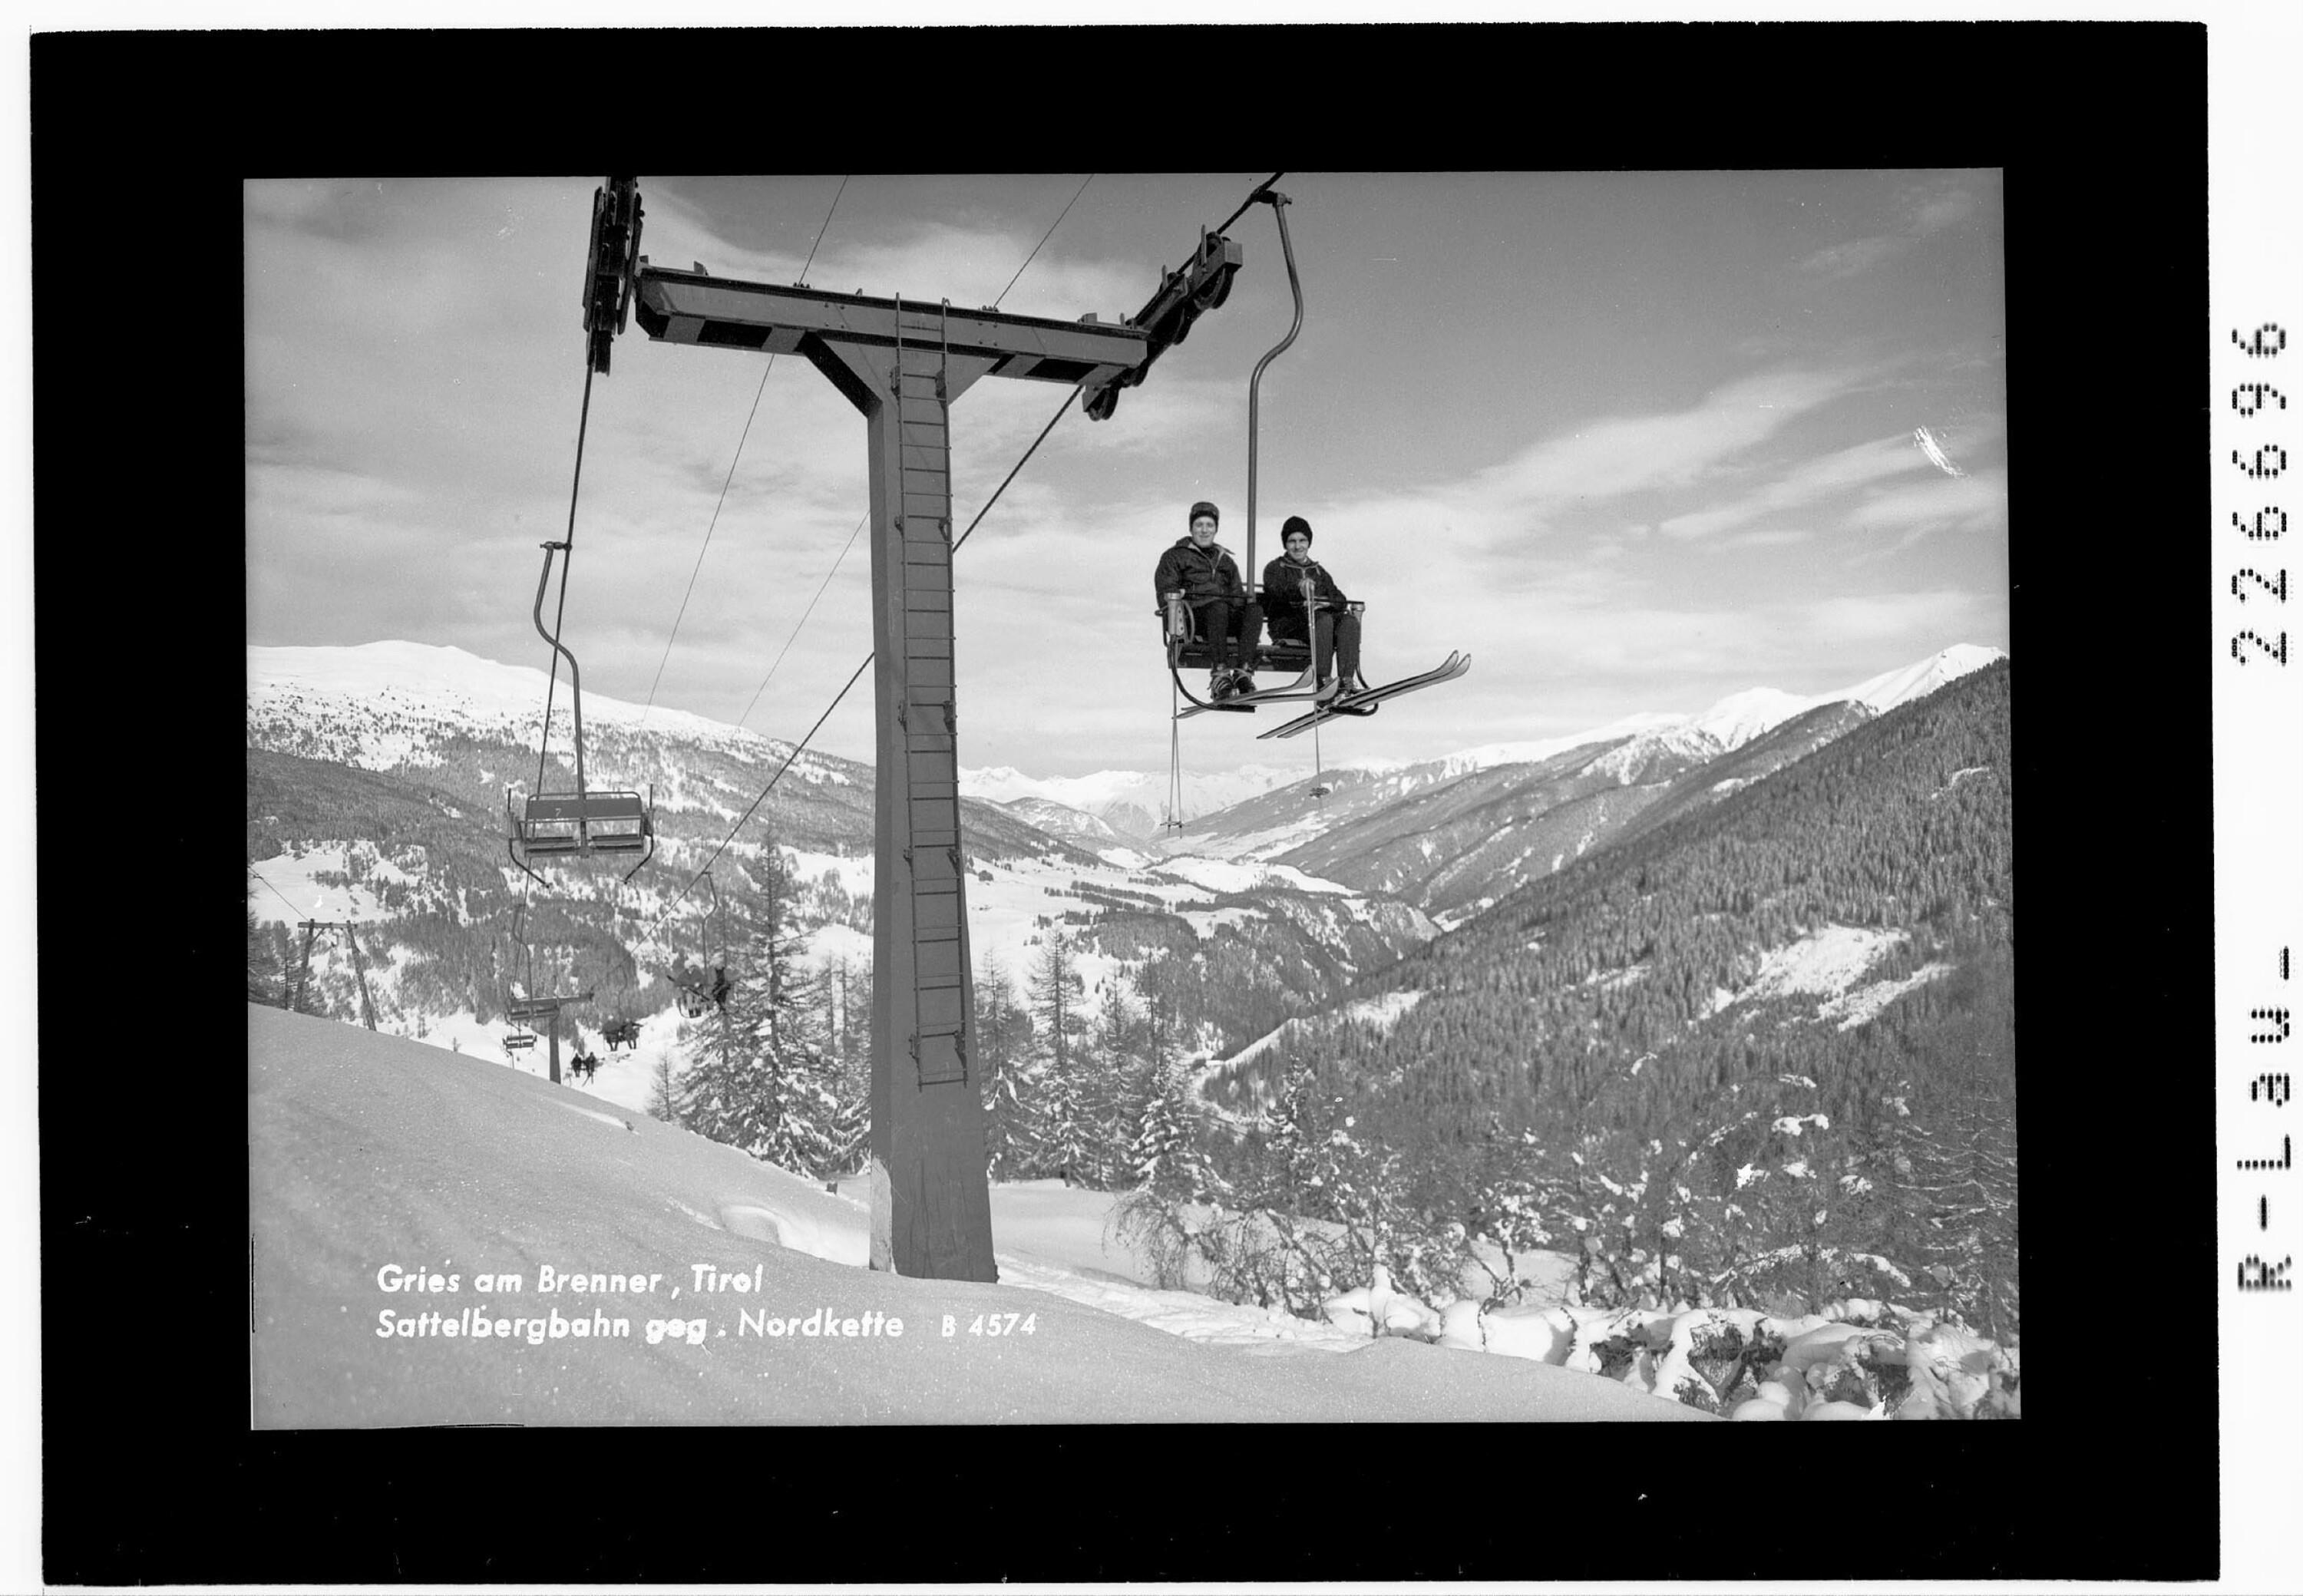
[1261,515,1361,701]
[1155,500,1263,697]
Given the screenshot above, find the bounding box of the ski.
[1222,669,1328,709]
[1174,696,1258,720]
[1257,653,1470,740]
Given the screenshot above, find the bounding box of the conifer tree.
[678,841,843,1178]
[975,953,1029,1179]
[1128,1059,1222,1203]
[246,890,286,1005]
[1109,1058,1230,1290]
[1085,977,1150,1184]
[820,957,871,1179]
[1137,955,1185,1073]
[1024,930,1095,1183]
[646,1051,684,1125]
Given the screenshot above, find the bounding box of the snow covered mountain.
[993,795,1128,848]
[246,642,1437,1056]
[1150,646,2004,921]
[960,762,1307,841]
[246,639,2002,1062]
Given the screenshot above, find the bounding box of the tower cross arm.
[633,266,1150,390]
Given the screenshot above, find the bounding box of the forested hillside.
[1195,663,2017,1334]
[1236,700,1878,925]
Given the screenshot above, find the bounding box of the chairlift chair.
[1162,588,1370,711]
[507,539,657,886]
[669,871,732,1018]
[504,1029,537,1052]
[503,901,592,1024]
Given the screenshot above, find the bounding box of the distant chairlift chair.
[670,871,732,1019]
[503,902,593,1028]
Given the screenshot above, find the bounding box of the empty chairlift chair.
[507,538,656,886]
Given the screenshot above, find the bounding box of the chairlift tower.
[593,178,1240,1280]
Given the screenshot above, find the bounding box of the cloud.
[1799,236,1908,279]
[1799,177,1984,279]
[243,177,2007,778]
[1799,590,1995,646]
[1657,431,1928,543]
[1459,366,1869,520]
[1906,183,1978,236]
[636,188,1157,332]
[1849,471,2009,554]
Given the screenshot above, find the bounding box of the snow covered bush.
[1106,1061,1232,1290]
[1414,1294,2020,1420]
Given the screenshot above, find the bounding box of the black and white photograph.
[25,15,2255,1589]
[244,162,2020,1432]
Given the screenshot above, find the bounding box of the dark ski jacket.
[1261,553,1350,639]
[1155,535,1247,610]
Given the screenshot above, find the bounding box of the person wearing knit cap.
[1261,514,1360,702]
[1154,501,1264,698]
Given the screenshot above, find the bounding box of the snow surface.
[1217,990,1428,1078]
[248,848,403,926]
[249,640,786,759]
[1702,924,1944,1026]
[249,1007,1710,1425]
[1152,856,1356,897]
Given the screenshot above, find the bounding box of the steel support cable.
[644,177,851,717]
[646,382,1083,933]
[246,869,308,920]
[642,366,778,715]
[738,511,868,729]
[643,176,1262,927]
[646,653,874,930]
[1216,171,1287,239]
[992,173,1094,311]
[735,184,1079,730]
[952,385,1078,554]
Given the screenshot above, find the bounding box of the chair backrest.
[517,791,651,852]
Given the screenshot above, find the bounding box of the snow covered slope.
[249,1006,1710,1425]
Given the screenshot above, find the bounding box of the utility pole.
[292,920,321,1014]
[593,177,1242,1280]
[343,921,378,1031]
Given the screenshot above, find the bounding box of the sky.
[245,170,2006,781]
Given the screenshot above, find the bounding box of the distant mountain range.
[247,643,1433,1052]
[974,644,2003,851]
[246,639,2004,1064]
